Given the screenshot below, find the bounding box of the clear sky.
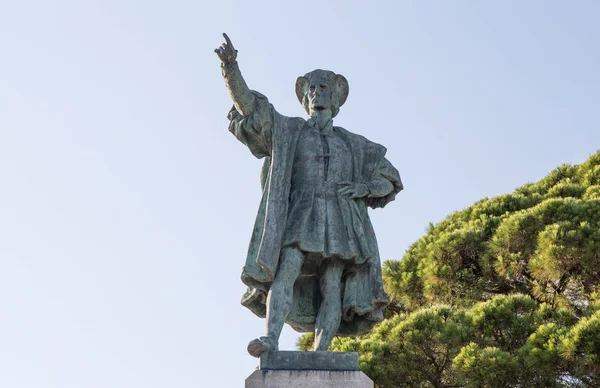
[1,1,599,386]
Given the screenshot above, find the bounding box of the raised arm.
[214,33,255,116]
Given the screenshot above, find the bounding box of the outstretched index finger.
[223,33,234,48]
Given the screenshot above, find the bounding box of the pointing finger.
[223,33,234,48]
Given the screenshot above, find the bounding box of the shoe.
[247,336,277,357]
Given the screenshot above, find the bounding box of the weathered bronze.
[215,33,403,358]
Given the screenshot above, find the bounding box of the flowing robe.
[228,91,403,335]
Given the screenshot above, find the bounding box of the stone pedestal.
[246,370,373,388]
[245,351,374,388]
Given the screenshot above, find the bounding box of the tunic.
[283,119,357,260]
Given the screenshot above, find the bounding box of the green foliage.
[331,295,589,387]
[331,307,468,387]
[469,294,538,351]
[453,343,518,388]
[296,332,314,351]
[297,151,600,387]
[386,151,600,316]
[560,311,600,386]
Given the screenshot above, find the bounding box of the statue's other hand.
[214,33,238,65]
[337,182,370,199]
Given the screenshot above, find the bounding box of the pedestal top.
[259,351,359,371]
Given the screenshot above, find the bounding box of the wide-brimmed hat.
[295,69,349,117]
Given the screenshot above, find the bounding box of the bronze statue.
[215,33,403,357]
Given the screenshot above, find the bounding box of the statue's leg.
[266,246,304,341]
[247,246,304,357]
[314,258,344,351]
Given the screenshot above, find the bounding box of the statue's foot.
[247,336,277,358]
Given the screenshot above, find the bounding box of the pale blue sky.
[1,1,599,386]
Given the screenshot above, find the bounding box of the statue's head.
[295,69,349,118]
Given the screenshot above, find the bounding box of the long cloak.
[228,91,403,335]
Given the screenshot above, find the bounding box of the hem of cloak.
[241,257,389,336]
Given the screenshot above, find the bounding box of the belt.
[291,180,343,199]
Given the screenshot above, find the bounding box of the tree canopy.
[299,151,600,387]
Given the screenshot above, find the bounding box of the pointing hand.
[214,33,238,65]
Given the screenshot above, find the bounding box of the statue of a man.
[215,33,403,357]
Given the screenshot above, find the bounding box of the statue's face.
[297,70,347,118]
[307,81,332,113]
